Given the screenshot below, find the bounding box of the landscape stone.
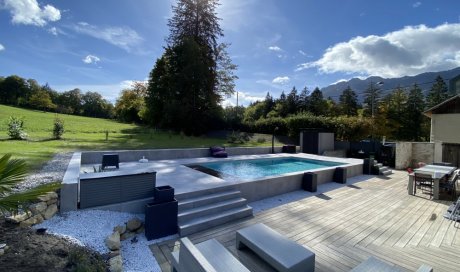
[0,249,4,256]
[126,218,142,231]
[109,255,123,272]
[113,225,126,235]
[135,226,145,234]
[46,199,57,205]
[120,232,135,241]
[37,192,58,202]
[43,204,58,220]
[29,202,47,214]
[105,232,121,250]
[6,211,32,223]
[20,214,44,227]
[109,250,120,258]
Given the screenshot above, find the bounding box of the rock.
[19,214,44,227]
[46,199,57,205]
[126,218,142,231]
[120,232,135,241]
[0,243,6,249]
[113,225,126,235]
[6,211,32,223]
[105,232,121,250]
[108,255,123,272]
[43,204,58,220]
[108,250,120,258]
[135,226,145,234]
[29,202,48,214]
[38,192,58,202]
[0,249,4,256]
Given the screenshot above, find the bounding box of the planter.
[282,145,296,153]
[302,172,317,192]
[145,199,178,240]
[154,185,175,203]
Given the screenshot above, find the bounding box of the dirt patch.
[0,219,107,272]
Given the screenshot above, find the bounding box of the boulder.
[29,202,47,214]
[108,250,120,258]
[105,232,121,251]
[20,214,44,227]
[43,204,58,220]
[126,218,142,231]
[113,225,126,235]
[46,199,57,205]
[108,255,123,272]
[120,232,135,241]
[38,192,58,202]
[135,226,145,234]
[6,211,32,223]
[0,249,4,256]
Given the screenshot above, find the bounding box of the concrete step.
[178,198,248,224]
[381,170,393,176]
[178,190,242,212]
[375,163,383,168]
[175,185,236,201]
[379,166,389,172]
[179,206,253,236]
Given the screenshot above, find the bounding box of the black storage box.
[145,199,178,240]
[154,185,175,203]
[302,172,317,192]
[102,154,119,170]
[334,167,347,184]
[363,158,374,175]
[282,145,297,153]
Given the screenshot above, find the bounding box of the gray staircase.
[177,187,253,236]
[373,161,393,176]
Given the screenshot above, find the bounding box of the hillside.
[321,67,460,101]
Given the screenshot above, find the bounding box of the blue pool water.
[196,157,345,180]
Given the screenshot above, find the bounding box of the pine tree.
[298,87,310,112]
[405,83,426,140]
[308,87,327,116]
[363,82,383,117]
[286,87,299,115]
[426,75,449,108]
[338,86,359,116]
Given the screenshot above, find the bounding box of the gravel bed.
[14,152,72,192]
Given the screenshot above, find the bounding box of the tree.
[363,82,383,117]
[58,88,83,115]
[338,86,359,116]
[0,75,28,105]
[81,91,113,118]
[405,83,426,140]
[115,82,147,123]
[298,87,310,112]
[286,87,299,115]
[384,86,408,139]
[308,87,327,116]
[426,75,449,109]
[263,92,275,117]
[0,154,60,215]
[28,90,56,112]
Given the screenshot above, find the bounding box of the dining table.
[411,164,457,200]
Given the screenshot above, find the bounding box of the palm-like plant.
[0,154,60,215]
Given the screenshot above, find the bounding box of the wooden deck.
[150,171,460,272]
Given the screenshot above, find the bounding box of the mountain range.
[321,67,460,102]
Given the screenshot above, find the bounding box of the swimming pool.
[191,157,345,180]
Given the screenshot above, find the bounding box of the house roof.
[424,94,460,117]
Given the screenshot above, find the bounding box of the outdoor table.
[413,165,457,200]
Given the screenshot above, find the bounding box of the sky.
[1,0,460,106]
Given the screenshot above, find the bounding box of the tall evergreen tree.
[338,86,359,116]
[286,87,299,115]
[298,87,310,112]
[308,87,327,116]
[363,81,383,117]
[405,83,426,140]
[385,86,408,139]
[426,75,449,109]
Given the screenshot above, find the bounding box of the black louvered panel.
[121,172,156,202]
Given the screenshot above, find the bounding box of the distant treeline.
[0,75,114,119]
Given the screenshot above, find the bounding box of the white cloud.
[82,55,100,64]
[48,26,58,35]
[413,2,422,8]
[222,91,265,107]
[298,50,306,56]
[73,22,143,52]
[0,43,4,51]
[2,0,61,26]
[272,76,290,84]
[301,23,460,77]
[268,46,282,52]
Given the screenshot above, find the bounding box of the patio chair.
[209,146,228,158]
[439,171,459,201]
[414,172,434,198]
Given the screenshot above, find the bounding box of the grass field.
[0,105,274,169]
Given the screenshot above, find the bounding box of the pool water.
[195,157,345,180]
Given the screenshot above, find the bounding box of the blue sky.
[1,0,460,106]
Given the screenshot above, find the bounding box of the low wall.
[60,152,81,212]
[81,146,284,164]
[395,142,434,170]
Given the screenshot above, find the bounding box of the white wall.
[431,114,460,144]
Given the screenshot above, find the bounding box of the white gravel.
[35,209,178,272]
[14,152,72,192]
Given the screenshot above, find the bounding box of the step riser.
[178,191,241,212]
[179,208,253,236]
[175,185,237,201]
[178,199,247,224]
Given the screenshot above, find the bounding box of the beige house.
[424,95,460,167]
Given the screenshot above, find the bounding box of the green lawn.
[0,105,274,169]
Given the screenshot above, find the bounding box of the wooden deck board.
[151,170,460,272]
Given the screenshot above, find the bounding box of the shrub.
[53,117,65,139]
[7,116,27,140]
[256,137,266,143]
[227,130,249,144]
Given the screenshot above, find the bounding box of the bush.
[227,130,250,144]
[7,116,27,140]
[53,117,65,139]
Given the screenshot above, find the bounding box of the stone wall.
[6,192,59,227]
